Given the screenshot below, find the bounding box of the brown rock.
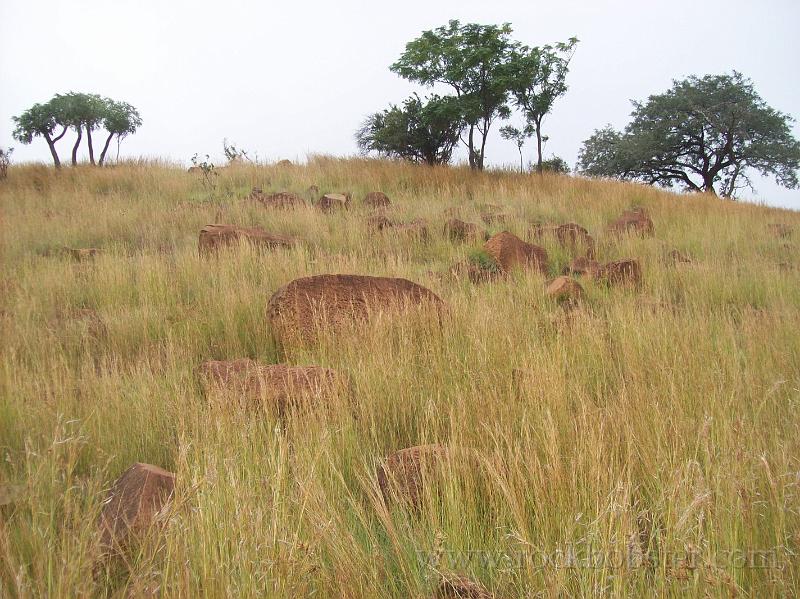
[607,208,654,237]
[444,218,481,242]
[546,276,584,305]
[255,191,307,209]
[562,256,601,277]
[597,258,642,286]
[377,444,450,507]
[768,223,793,238]
[198,359,344,417]
[436,575,495,599]
[266,274,444,345]
[199,224,296,254]
[98,463,175,557]
[364,191,391,208]
[484,231,548,275]
[317,193,350,213]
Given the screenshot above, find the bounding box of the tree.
[391,20,515,170]
[541,156,570,174]
[500,124,533,172]
[356,94,463,166]
[55,92,108,166]
[12,99,69,168]
[98,101,142,165]
[577,72,800,196]
[508,38,578,173]
[0,147,12,180]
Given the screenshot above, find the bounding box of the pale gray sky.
[2,0,799,208]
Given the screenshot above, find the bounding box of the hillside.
[1,157,798,598]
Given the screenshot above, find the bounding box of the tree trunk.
[43,132,61,169]
[98,132,114,166]
[702,174,717,195]
[86,127,95,165]
[518,148,523,173]
[478,122,488,170]
[467,126,476,169]
[535,119,543,174]
[71,126,83,166]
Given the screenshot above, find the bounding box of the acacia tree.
[508,38,578,173]
[499,124,533,171]
[98,101,142,165]
[391,20,515,170]
[356,94,463,165]
[577,72,800,196]
[12,99,69,168]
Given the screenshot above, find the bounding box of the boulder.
[198,224,296,254]
[545,276,584,305]
[444,218,481,242]
[562,256,601,277]
[266,274,444,345]
[255,191,307,209]
[317,193,350,213]
[364,191,391,208]
[483,231,548,274]
[98,463,175,557]
[435,575,495,599]
[607,208,654,236]
[768,223,793,238]
[376,444,450,507]
[197,359,344,417]
[597,258,642,286]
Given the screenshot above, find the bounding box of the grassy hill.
[1,157,798,597]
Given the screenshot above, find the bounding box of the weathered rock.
[435,575,495,599]
[364,191,391,208]
[768,223,793,238]
[266,274,444,345]
[98,463,175,557]
[255,191,307,209]
[546,276,584,305]
[377,444,451,507]
[597,258,642,286]
[444,218,481,242]
[483,231,548,274]
[607,208,654,236]
[562,256,601,277]
[197,359,344,416]
[198,224,296,254]
[317,193,350,213]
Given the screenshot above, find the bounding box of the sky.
[2,0,799,209]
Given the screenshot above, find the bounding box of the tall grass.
[1,157,798,597]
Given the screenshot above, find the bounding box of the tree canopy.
[356,94,463,165]
[577,72,800,196]
[12,93,141,168]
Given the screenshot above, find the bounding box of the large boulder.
[98,463,175,557]
[317,193,350,213]
[483,231,548,275]
[444,218,481,243]
[607,208,654,236]
[198,224,296,254]
[197,359,344,417]
[254,191,307,209]
[364,191,391,208]
[266,274,444,345]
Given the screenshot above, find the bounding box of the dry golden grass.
[1,156,799,597]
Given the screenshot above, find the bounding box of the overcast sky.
[2,0,799,209]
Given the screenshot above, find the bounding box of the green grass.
[1,156,798,597]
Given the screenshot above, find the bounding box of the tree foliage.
[508,38,578,172]
[577,72,800,196]
[390,20,516,169]
[356,94,463,166]
[12,93,141,168]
